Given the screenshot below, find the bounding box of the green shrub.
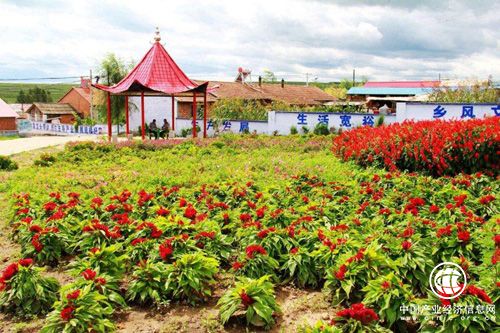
[313,123,330,135]
[218,275,281,329]
[0,259,59,318]
[375,115,384,127]
[34,153,56,167]
[290,126,298,135]
[301,126,310,134]
[126,260,171,306]
[166,252,219,304]
[0,155,18,170]
[41,286,115,333]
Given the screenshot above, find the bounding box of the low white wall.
[397,102,499,121]
[269,111,397,135]
[175,118,269,137]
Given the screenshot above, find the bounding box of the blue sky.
[0,0,499,83]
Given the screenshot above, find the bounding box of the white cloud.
[0,0,498,82]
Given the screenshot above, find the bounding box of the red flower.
[246,244,267,258]
[31,233,43,252]
[465,285,492,304]
[183,205,197,219]
[457,230,470,242]
[18,258,33,267]
[402,240,412,251]
[240,291,254,307]
[240,213,252,222]
[381,281,391,289]
[494,235,500,247]
[91,197,103,208]
[232,261,244,271]
[257,227,276,239]
[429,205,440,214]
[335,264,347,280]
[95,277,106,285]
[66,290,80,300]
[290,247,299,255]
[131,238,148,246]
[157,207,170,216]
[479,194,495,205]
[159,244,173,260]
[179,198,187,207]
[81,269,97,280]
[43,201,57,212]
[1,263,19,281]
[60,306,74,321]
[337,303,379,325]
[437,225,452,238]
[29,224,42,233]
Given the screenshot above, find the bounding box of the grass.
[0,82,76,103]
[0,135,20,140]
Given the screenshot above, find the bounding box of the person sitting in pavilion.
[149,119,160,139]
[160,119,170,139]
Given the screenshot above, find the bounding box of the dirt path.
[0,135,100,156]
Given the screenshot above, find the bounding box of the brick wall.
[59,90,90,117]
[0,118,17,130]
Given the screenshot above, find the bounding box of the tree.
[16,87,53,104]
[262,70,277,83]
[95,53,135,133]
[428,79,498,103]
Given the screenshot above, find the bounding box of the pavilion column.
[203,90,207,138]
[106,92,112,142]
[192,91,197,138]
[141,92,145,140]
[125,95,130,138]
[171,94,175,137]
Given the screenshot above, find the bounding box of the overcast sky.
[0,0,499,83]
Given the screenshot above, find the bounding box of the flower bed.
[5,169,498,332]
[332,117,499,176]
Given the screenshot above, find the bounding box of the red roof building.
[0,98,19,132]
[58,77,92,118]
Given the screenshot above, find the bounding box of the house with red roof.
[58,77,93,118]
[0,98,19,133]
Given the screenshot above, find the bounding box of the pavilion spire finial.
[153,27,161,43]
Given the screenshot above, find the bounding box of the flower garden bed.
[0,135,498,332]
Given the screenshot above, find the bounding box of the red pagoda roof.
[94,30,208,95]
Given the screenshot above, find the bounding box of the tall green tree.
[96,53,135,132]
[16,87,53,103]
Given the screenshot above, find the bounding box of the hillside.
[0,82,76,103]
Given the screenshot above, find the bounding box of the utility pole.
[89,69,93,121]
[305,73,312,86]
[352,69,356,87]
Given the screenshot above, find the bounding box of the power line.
[0,76,81,82]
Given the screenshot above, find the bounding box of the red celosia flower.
[479,194,495,205]
[381,281,391,289]
[246,244,267,258]
[240,291,254,307]
[454,194,467,207]
[66,290,80,300]
[494,235,500,246]
[429,205,440,214]
[157,207,170,216]
[290,247,299,255]
[159,244,173,260]
[131,237,148,246]
[232,261,244,271]
[257,227,276,239]
[179,198,187,207]
[18,258,33,267]
[60,306,74,321]
[43,201,57,212]
[31,233,43,252]
[335,264,347,280]
[95,277,106,285]
[464,285,492,304]
[184,205,197,219]
[457,230,470,242]
[437,225,452,238]
[91,197,103,208]
[1,263,19,281]
[240,213,252,222]
[402,240,412,251]
[29,224,42,233]
[337,303,379,325]
[81,269,97,280]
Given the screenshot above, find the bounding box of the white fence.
[16,102,500,137]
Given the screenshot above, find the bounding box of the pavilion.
[93,28,210,140]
